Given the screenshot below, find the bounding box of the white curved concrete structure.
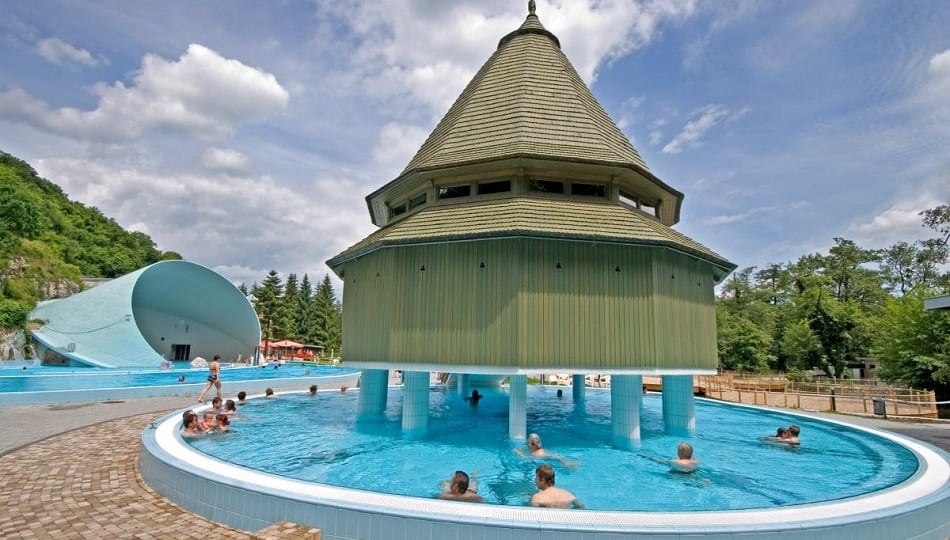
[31,260,260,368]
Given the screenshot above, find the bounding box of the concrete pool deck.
[0,385,947,538]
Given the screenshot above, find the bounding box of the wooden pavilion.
[327,2,735,446]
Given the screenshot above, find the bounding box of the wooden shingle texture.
[330,197,732,273]
[401,14,650,175]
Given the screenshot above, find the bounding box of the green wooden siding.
[341,238,717,371]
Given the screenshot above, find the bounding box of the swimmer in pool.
[530,464,584,509]
[514,433,579,469]
[670,441,699,473]
[436,471,483,503]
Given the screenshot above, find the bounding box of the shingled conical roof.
[399,7,651,176]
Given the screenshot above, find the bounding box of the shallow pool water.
[0,364,356,393]
[186,386,919,511]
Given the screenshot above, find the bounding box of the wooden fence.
[697,374,938,418]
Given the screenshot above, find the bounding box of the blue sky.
[1,0,947,290]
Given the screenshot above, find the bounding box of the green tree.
[254,270,284,341]
[282,273,299,340]
[780,319,822,374]
[875,290,950,401]
[295,274,320,344]
[314,274,342,356]
[920,205,950,247]
[716,304,774,372]
[806,298,859,379]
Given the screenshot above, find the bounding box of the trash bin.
[872,397,886,416]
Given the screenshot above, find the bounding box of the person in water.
[436,470,484,503]
[531,464,583,509]
[670,441,699,473]
[181,411,201,437]
[515,433,578,468]
[465,389,482,405]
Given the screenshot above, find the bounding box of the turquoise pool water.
[0,364,356,393]
[187,386,919,511]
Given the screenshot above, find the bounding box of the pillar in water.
[457,373,470,397]
[356,369,388,420]
[402,370,429,440]
[508,374,527,441]
[611,374,643,449]
[662,374,695,434]
[572,374,586,402]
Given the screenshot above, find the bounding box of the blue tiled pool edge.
[0,371,359,406]
[139,395,950,540]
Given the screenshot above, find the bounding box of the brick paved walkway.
[0,412,259,539]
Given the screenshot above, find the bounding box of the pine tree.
[295,274,319,345]
[315,274,342,357]
[282,273,299,340]
[254,270,283,345]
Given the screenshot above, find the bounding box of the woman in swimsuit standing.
[197,354,222,403]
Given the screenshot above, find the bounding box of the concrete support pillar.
[457,373,470,398]
[402,370,429,440]
[572,374,586,402]
[611,374,642,449]
[662,374,696,434]
[356,369,388,419]
[508,375,527,441]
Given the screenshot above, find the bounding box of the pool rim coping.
[142,390,950,533]
[0,367,360,406]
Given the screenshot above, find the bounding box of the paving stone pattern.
[0,412,309,539]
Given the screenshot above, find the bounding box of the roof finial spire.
[528,0,536,16]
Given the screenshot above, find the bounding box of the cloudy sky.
[1,0,948,291]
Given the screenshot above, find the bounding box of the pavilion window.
[477,179,511,195]
[438,185,471,199]
[408,192,427,210]
[641,200,658,217]
[390,202,408,217]
[619,190,638,208]
[529,179,564,193]
[571,182,606,198]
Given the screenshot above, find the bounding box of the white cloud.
[330,0,697,118]
[920,49,950,121]
[371,122,430,172]
[201,147,251,173]
[32,157,373,288]
[662,104,728,154]
[36,37,105,67]
[0,44,288,141]
[848,183,947,248]
[704,213,748,226]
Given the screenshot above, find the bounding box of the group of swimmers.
[439,433,702,508]
[181,394,243,436]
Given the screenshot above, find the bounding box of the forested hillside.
[0,151,180,328]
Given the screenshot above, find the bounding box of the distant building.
[924,295,950,311]
[30,260,260,368]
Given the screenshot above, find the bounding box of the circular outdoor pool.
[141,385,950,539]
[187,386,918,510]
